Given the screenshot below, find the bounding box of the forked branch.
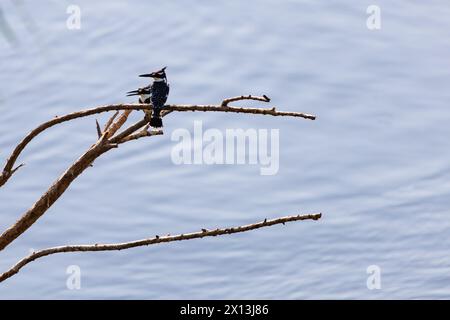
[0,103,315,187]
[221,94,271,106]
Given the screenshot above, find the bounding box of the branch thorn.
[11,163,25,175]
[95,119,102,138]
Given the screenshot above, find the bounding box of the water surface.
[0,0,449,299]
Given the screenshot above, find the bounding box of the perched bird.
[126,67,169,128]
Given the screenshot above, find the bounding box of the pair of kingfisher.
[127,67,170,128]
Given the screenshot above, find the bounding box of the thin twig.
[103,110,119,133]
[0,213,321,283]
[10,163,25,176]
[106,110,132,138]
[111,109,171,144]
[110,118,149,144]
[222,94,271,106]
[166,104,316,120]
[95,119,102,138]
[118,126,163,143]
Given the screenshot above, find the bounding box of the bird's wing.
[159,83,169,99]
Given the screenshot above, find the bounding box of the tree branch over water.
[0,95,318,282]
[0,102,315,188]
[0,213,321,283]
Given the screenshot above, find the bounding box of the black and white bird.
[126,67,169,128]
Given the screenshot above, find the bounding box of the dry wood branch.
[0,213,321,283]
[0,141,114,251]
[106,110,132,138]
[95,119,102,138]
[10,163,25,176]
[166,104,316,120]
[0,120,158,252]
[111,109,171,144]
[222,94,271,106]
[103,110,119,133]
[118,126,163,144]
[110,118,149,144]
[0,103,315,187]
[161,109,173,117]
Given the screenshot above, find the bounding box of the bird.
[126,67,169,128]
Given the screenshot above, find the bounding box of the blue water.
[1,0,450,299]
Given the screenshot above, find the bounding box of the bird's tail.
[150,108,163,128]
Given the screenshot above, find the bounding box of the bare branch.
[110,118,149,144]
[118,125,163,144]
[106,110,132,138]
[10,163,25,176]
[0,99,316,253]
[0,213,321,283]
[0,140,114,251]
[0,103,315,187]
[166,104,316,120]
[103,110,119,133]
[111,109,173,144]
[222,94,271,106]
[118,129,162,144]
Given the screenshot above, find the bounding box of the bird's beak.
[140,67,166,78]
[139,73,154,78]
[126,90,140,96]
